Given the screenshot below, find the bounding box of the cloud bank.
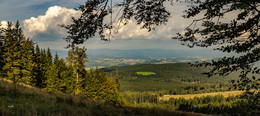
[23,6,81,41]
[0,21,8,29]
[21,2,194,50]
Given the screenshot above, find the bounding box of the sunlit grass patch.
[136,72,156,76]
[159,91,244,101]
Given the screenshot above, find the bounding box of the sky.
[0,0,209,51]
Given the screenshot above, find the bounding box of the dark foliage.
[173,0,260,91]
[171,0,260,111]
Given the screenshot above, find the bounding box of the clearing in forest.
[160,91,243,101]
[136,72,156,76]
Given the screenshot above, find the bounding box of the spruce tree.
[74,46,88,82]
[61,65,75,94]
[45,63,59,91]
[2,22,22,86]
[66,49,74,66]
[46,48,53,66]
[55,58,68,92]
[20,39,35,85]
[83,68,125,105]
[40,49,48,88]
[33,44,44,88]
[54,52,59,65]
[46,52,60,91]
[0,24,5,77]
[66,46,88,95]
[46,54,75,93]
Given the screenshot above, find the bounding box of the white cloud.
[104,2,193,40]
[104,16,180,40]
[21,2,196,50]
[106,20,155,39]
[23,6,81,39]
[0,21,8,29]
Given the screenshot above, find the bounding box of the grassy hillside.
[0,78,208,116]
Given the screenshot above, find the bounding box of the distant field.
[136,72,156,76]
[159,91,243,101]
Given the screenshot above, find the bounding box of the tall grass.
[0,78,208,116]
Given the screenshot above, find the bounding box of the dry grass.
[160,91,244,101]
[0,78,210,116]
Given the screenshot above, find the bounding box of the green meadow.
[136,72,156,76]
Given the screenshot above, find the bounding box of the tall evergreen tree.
[0,24,5,77]
[46,48,53,66]
[60,65,75,94]
[45,63,59,92]
[20,39,35,85]
[74,46,88,82]
[83,68,125,105]
[46,54,75,93]
[66,46,88,95]
[66,49,74,66]
[2,22,22,86]
[40,49,48,88]
[54,52,59,65]
[45,52,60,91]
[33,44,44,88]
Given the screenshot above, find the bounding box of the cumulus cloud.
[0,21,8,29]
[23,6,81,41]
[104,2,192,40]
[104,18,179,40]
[21,2,194,50]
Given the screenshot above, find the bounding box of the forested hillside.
[101,64,260,115]
[102,63,241,94]
[0,22,123,105]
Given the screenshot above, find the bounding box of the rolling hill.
[102,63,241,93]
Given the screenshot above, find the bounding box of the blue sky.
[0,0,208,51]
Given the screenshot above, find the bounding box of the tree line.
[0,21,124,105]
[123,91,257,115]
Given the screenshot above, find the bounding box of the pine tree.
[61,65,75,94]
[40,49,48,88]
[66,49,74,66]
[46,54,75,93]
[55,58,69,92]
[46,52,60,91]
[2,22,22,86]
[0,24,5,77]
[74,46,88,83]
[83,68,125,105]
[54,52,59,65]
[66,46,88,95]
[20,39,36,85]
[45,63,59,91]
[46,48,53,66]
[33,44,44,88]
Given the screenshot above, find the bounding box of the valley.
[98,63,253,115]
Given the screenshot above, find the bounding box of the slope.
[0,78,207,116]
[102,63,241,93]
